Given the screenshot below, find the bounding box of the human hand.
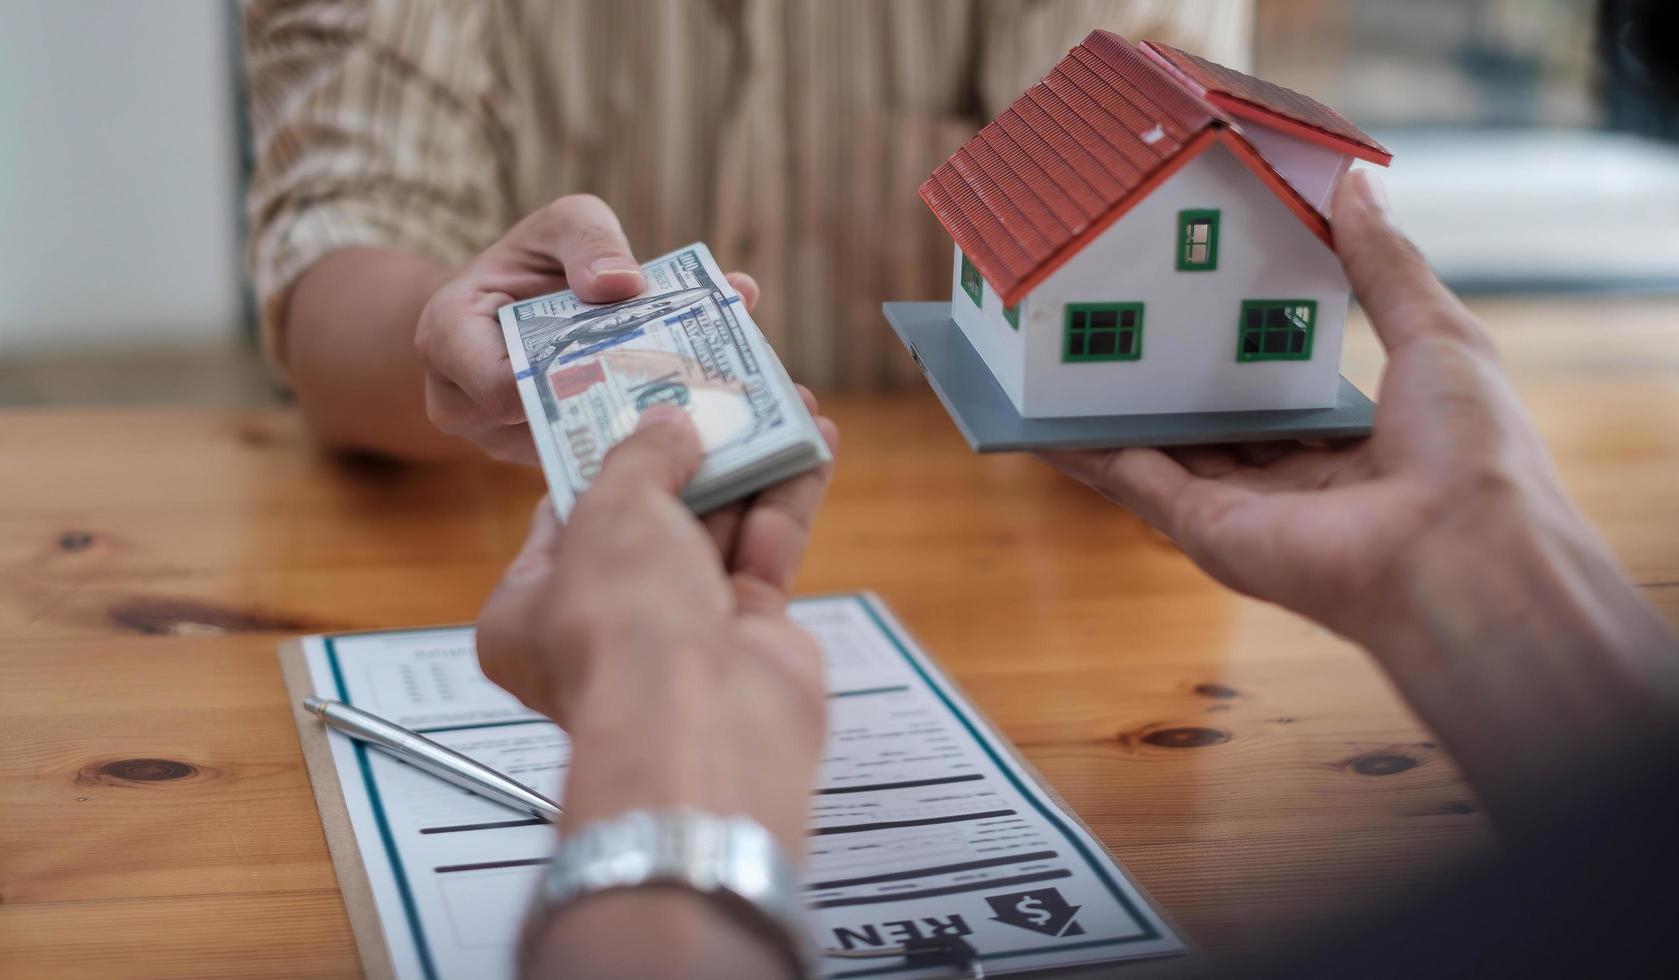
[476,395,838,852]
[1039,170,1567,646]
[1042,170,1679,828]
[414,194,761,464]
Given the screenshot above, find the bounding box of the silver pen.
[302,696,562,821]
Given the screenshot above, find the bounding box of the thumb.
[503,498,562,585]
[475,194,646,303]
[1332,169,1476,354]
[592,405,705,498]
[475,498,561,700]
[543,194,645,303]
[480,498,560,632]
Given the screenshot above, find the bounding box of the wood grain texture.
[1,295,1676,976]
[0,892,357,980]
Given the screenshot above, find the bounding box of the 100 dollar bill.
[498,243,829,517]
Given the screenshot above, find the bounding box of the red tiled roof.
[1141,41,1392,165]
[920,31,1217,307]
[920,30,1379,306]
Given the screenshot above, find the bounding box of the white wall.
[0,0,243,356]
[1021,141,1348,417]
[1236,119,1354,213]
[949,244,1027,414]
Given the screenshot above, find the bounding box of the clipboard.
[280,637,402,980]
[278,597,1201,979]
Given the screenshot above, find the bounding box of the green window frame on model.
[1237,299,1317,361]
[1064,302,1144,362]
[1003,303,1020,329]
[1177,209,1220,271]
[960,252,984,308]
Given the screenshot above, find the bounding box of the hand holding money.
[499,242,830,516]
[476,404,838,855]
[414,195,759,465]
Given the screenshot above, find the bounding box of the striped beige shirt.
[243,0,1250,390]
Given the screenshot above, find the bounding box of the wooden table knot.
[57,530,95,552]
[1138,726,1231,749]
[106,596,323,636]
[330,449,411,479]
[235,422,287,448]
[81,758,202,784]
[1191,683,1240,699]
[1344,753,1420,777]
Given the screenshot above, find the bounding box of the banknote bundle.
[498,242,830,517]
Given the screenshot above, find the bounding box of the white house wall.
[1236,120,1354,213]
[949,243,1028,414]
[1021,141,1348,418]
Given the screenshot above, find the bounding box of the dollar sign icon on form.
[986,887,1085,937]
[1015,895,1052,927]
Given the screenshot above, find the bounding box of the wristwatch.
[528,807,814,978]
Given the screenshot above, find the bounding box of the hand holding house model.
[884,30,1392,451]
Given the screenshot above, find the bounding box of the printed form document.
[292,593,1182,978]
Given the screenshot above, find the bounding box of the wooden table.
[3,297,1678,978]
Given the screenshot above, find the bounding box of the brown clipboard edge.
[278,636,400,980]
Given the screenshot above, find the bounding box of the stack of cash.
[498,243,831,517]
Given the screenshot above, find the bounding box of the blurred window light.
[0,0,245,358]
[1255,0,1679,292]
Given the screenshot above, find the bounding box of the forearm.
[557,663,818,856]
[516,654,822,979]
[1371,489,1679,832]
[525,890,794,980]
[282,248,466,460]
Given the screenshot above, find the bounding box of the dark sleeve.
[1249,746,1679,978]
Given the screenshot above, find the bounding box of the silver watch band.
[534,807,813,978]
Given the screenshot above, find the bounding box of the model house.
[920,30,1391,419]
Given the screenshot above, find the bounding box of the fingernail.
[1353,169,1389,214]
[589,256,642,279]
[635,404,688,431]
